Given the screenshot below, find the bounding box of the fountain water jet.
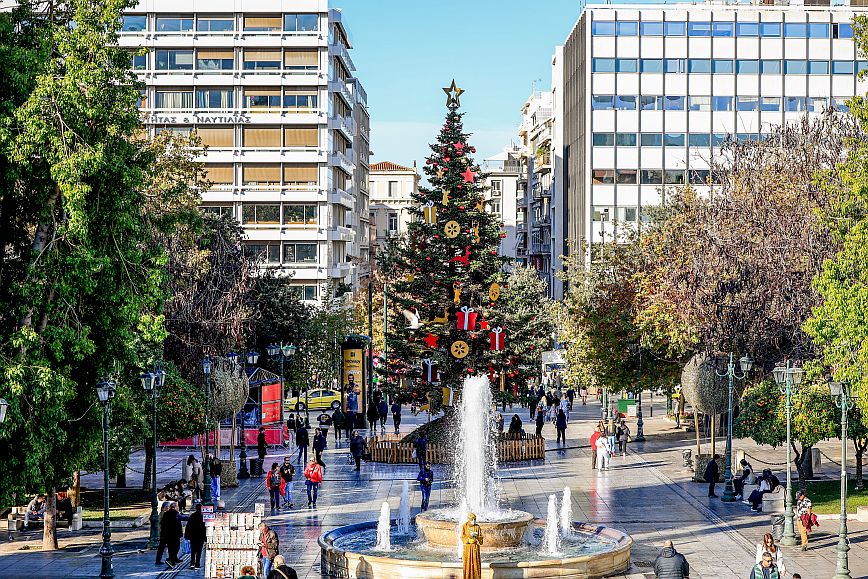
[375,502,391,551]
[397,481,411,535]
[560,486,573,537]
[543,494,561,555]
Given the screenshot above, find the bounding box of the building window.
[243,49,281,70]
[641,59,663,73]
[616,58,638,73]
[736,22,759,37]
[689,170,711,185]
[640,170,663,185]
[640,21,663,36]
[687,22,712,37]
[688,96,711,111]
[203,164,234,185]
[760,23,781,37]
[284,13,318,32]
[155,90,193,109]
[130,52,146,70]
[196,88,233,108]
[591,95,615,110]
[202,205,233,218]
[244,88,281,110]
[615,133,637,147]
[616,21,638,36]
[663,133,685,147]
[663,170,685,185]
[615,95,636,110]
[490,180,503,196]
[736,96,759,112]
[712,22,734,37]
[832,60,855,75]
[388,212,398,233]
[284,49,318,71]
[195,127,234,148]
[712,96,733,111]
[196,49,234,70]
[664,59,685,74]
[639,96,659,111]
[283,164,319,186]
[592,170,615,185]
[155,17,193,32]
[284,204,318,224]
[640,133,663,147]
[242,165,281,186]
[688,59,711,74]
[662,96,685,111]
[289,285,318,300]
[591,21,615,36]
[761,97,781,112]
[592,58,615,73]
[243,127,281,148]
[760,60,781,75]
[834,23,854,39]
[736,60,759,74]
[783,23,808,38]
[284,90,318,110]
[808,60,830,75]
[593,132,615,146]
[784,60,808,75]
[121,15,146,32]
[242,204,280,224]
[284,243,318,264]
[711,133,727,147]
[284,126,319,147]
[155,49,193,70]
[615,169,637,185]
[593,206,612,221]
[387,180,398,197]
[245,244,281,264]
[712,59,733,74]
[808,23,830,38]
[616,206,638,221]
[490,200,501,215]
[243,16,282,31]
[786,97,807,112]
[196,17,234,32]
[664,22,686,36]
[688,133,711,147]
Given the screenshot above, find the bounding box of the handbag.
[180,538,190,555]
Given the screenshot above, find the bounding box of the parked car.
[285,389,342,411]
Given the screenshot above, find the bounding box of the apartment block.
[562,2,868,252]
[119,0,370,303]
[482,147,522,261]
[368,161,419,250]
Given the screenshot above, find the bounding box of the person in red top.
[590,425,602,470]
[304,458,323,508]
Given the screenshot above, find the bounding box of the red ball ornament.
[530,345,535,350]
[471,147,477,153]
[426,256,431,261]
[444,157,451,162]
[434,234,440,239]
[489,250,497,255]
[459,205,465,210]
[467,368,474,374]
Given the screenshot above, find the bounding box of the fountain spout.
[560,486,573,536]
[543,494,561,555]
[398,480,412,534]
[375,502,391,551]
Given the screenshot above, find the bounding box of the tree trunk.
[70,471,81,509]
[143,441,154,491]
[42,487,58,551]
[694,410,701,458]
[710,414,716,456]
[856,447,864,491]
[793,442,813,491]
[116,467,126,489]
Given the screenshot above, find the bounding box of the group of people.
[589,419,631,470]
[154,501,205,570]
[255,522,299,579]
[653,536,805,579]
[264,454,324,510]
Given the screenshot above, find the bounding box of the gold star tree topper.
[443,79,464,107]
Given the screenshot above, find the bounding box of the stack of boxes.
[204,505,264,578]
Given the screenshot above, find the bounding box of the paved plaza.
[1,397,865,578]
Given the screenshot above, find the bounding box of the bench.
[5,506,81,531]
[762,486,786,514]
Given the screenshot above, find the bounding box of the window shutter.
[283,164,318,184]
[243,127,281,147]
[243,164,281,184]
[283,127,319,147]
[243,16,281,29]
[243,50,280,62]
[204,164,234,184]
[197,49,234,60]
[195,127,235,148]
[283,49,318,67]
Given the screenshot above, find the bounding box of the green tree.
[380,91,509,404]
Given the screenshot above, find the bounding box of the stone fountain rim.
[318,519,633,569]
[415,509,535,526]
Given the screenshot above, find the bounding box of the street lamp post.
[201,358,213,506]
[772,360,803,546]
[235,350,259,480]
[628,344,646,442]
[97,379,117,579]
[140,369,166,549]
[715,353,753,502]
[829,379,853,579]
[268,342,296,425]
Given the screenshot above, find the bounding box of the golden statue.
[461,512,483,579]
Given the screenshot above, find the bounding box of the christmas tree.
[380,81,510,406]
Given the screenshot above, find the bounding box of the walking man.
[209,452,222,502]
[391,400,402,435]
[258,522,279,578]
[350,430,365,471]
[417,461,434,511]
[704,454,720,498]
[749,551,780,579]
[345,387,358,436]
[279,456,295,509]
[796,490,814,551]
[415,432,428,467]
[184,504,206,570]
[304,458,323,508]
[295,422,309,465]
[156,502,182,568]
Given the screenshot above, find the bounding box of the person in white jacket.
[755,532,785,575]
[595,434,611,471]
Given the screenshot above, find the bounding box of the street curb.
[81,512,149,529]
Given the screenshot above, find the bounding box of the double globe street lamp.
[228,350,259,479]
[716,353,753,503]
[201,357,214,506]
[97,379,117,579]
[772,360,804,547]
[139,368,166,549]
[267,343,297,422]
[828,379,855,579]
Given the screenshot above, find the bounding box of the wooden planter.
[366,435,546,464]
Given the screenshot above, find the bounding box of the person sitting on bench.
[26,494,46,521]
[56,490,74,525]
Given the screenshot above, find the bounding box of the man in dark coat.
[653,540,690,579]
[156,502,183,568]
[184,503,206,570]
[267,554,299,579]
[414,432,428,467]
[257,427,268,476]
[296,423,309,465]
[391,401,402,435]
[350,430,365,471]
[704,454,720,498]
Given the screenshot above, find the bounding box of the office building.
[482,147,522,261]
[368,161,419,250]
[119,0,370,303]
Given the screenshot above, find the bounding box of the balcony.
[533,183,553,199]
[329,150,355,175]
[328,113,356,140]
[328,79,355,108]
[532,216,551,228]
[530,243,551,255]
[534,153,551,174]
[327,225,355,242]
[328,42,356,72]
[328,262,352,278]
[328,187,355,208]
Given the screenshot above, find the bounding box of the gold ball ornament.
[450,340,470,359]
[444,220,461,239]
[489,282,501,302]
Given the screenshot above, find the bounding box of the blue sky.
[336,0,582,170]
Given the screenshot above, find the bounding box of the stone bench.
[5,506,81,531]
[762,487,786,514]
[741,483,758,499]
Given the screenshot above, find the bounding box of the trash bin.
[770,514,785,541]
[250,458,260,476]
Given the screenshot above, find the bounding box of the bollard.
[682,449,692,468]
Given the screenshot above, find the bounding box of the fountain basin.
[415,510,534,550]
[319,520,633,579]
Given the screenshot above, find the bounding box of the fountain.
[561,486,573,537]
[398,480,412,535]
[319,376,633,578]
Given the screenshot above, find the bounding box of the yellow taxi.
[284,389,342,412]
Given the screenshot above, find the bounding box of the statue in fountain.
[462,512,483,579]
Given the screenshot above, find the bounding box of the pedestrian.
[295,422,309,465]
[266,462,282,512]
[749,551,780,579]
[239,564,258,579]
[566,387,575,410]
[704,454,720,498]
[377,398,389,432]
[184,503,206,570]
[257,426,268,475]
[580,386,588,405]
[653,540,689,579]
[26,494,46,521]
[331,407,345,443]
[555,408,567,444]
[209,452,222,501]
[617,420,630,456]
[345,387,358,434]
[508,414,523,439]
[595,429,611,471]
[734,458,755,500]
[415,432,428,467]
[187,455,203,500]
[559,395,570,422]
[156,501,183,568]
[350,430,365,471]
[367,398,380,432]
[495,412,504,435]
[535,404,545,437]
[286,413,297,448]
[279,456,295,509]
[313,429,326,466]
[417,461,434,511]
[391,400,402,435]
[796,490,815,551]
[590,425,601,470]
[267,554,299,579]
[755,533,785,575]
[258,522,280,578]
[304,457,324,508]
[317,410,332,441]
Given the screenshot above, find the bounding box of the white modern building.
[368,161,419,250]
[561,2,868,250]
[119,0,370,303]
[482,147,522,261]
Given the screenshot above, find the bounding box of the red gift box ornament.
[456,306,478,331]
[421,358,439,383]
[489,327,505,351]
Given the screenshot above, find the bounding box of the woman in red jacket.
[304,458,323,508]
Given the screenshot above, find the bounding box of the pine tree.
[381,83,509,406]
